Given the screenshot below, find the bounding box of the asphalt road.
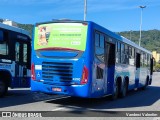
[0,72,160,120]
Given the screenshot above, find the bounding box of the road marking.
[51,105,110,112]
[52,107,66,111]
[51,106,84,111]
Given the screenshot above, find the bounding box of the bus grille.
[42,62,73,83]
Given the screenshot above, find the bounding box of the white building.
[2,19,18,27]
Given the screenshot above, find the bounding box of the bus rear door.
[105,42,115,94]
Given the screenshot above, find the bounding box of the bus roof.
[0,22,30,36]
[35,19,87,26]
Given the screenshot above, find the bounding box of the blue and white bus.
[31,20,153,98]
[0,23,31,97]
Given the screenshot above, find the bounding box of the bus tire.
[111,81,119,100]
[142,76,149,90]
[120,81,128,98]
[0,79,8,97]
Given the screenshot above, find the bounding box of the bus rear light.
[81,66,88,85]
[31,63,36,80]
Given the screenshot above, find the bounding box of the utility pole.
[84,0,87,21]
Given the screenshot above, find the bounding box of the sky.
[0,0,160,32]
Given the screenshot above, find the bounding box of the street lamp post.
[84,0,87,21]
[139,5,146,46]
[130,30,132,40]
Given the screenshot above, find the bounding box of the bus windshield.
[34,23,88,51]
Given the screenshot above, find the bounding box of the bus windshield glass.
[34,23,88,51]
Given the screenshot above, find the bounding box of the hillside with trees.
[17,23,33,38]
[118,30,160,53]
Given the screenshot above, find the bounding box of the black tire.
[142,77,149,90]
[0,80,8,97]
[120,81,128,98]
[111,81,119,100]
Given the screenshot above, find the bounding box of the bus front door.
[105,42,115,94]
[14,42,30,88]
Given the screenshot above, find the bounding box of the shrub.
[154,64,160,72]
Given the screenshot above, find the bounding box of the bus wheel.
[111,81,119,100]
[120,81,128,98]
[0,80,8,97]
[142,76,149,90]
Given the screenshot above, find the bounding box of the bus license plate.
[52,87,62,92]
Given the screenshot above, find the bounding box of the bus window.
[140,51,144,67]
[15,42,20,62]
[124,44,129,64]
[23,44,27,63]
[0,42,8,55]
[100,34,104,48]
[130,47,135,65]
[0,31,8,55]
[95,33,99,47]
[144,53,147,67]
[117,42,121,52]
[128,47,135,66]
[95,33,104,79]
[0,30,3,41]
[132,47,135,58]
[129,46,132,56]
[121,43,125,64]
[95,33,104,62]
[125,44,129,54]
[116,42,121,63]
[116,42,118,52]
